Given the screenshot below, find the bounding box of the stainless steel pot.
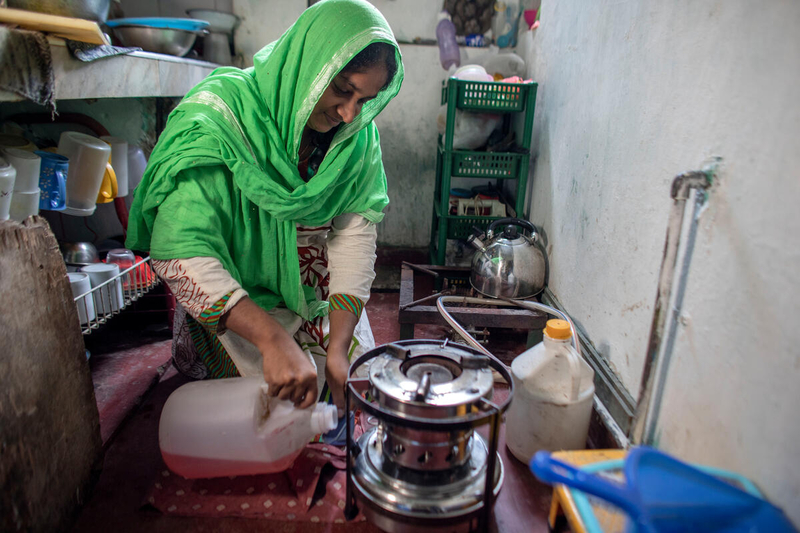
[9,0,110,22]
[467,217,547,299]
[110,25,202,57]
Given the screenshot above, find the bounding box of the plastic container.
[0,157,16,221]
[493,1,521,48]
[482,50,526,79]
[506,319,595,463]
[101,136,129,197]
[3,148,41,192]
[57,131,111,215]
[159,377,338,479]
[436,11,460,71]
[35,151,68,211]
[532,447,799,533]
[9,189,40,221]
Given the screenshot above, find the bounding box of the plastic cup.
[0,157,16,221]
[9,189,40,221]
[106,248,136,289]
[3,148,41,192]
[101,136,129,198]
[35,151,68,211]
[68,272,96,325]
[57,131,111,214]
[81,262,123,315]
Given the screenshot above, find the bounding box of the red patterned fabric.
[145,418,369,523]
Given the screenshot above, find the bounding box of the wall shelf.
[0,38,217,103]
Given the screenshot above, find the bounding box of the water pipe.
[630,162,718,444]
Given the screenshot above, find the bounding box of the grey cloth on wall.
[0,26,55,112]
[66,39,141,62]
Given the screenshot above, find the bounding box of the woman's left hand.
[326,307,360,416]
[325,348,351,417]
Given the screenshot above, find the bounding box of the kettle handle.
[487,217,536,237]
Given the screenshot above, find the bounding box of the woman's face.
[306,64,388,133]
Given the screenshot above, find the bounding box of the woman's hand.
[220,297,318,409]
[258,329,318,409]
[325,347,351,416]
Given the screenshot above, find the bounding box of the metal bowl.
[61,241,99,266]
[8,0,111,22]
[110,25,200,57]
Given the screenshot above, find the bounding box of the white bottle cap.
[438,10,452,22]
[310,404,339,434]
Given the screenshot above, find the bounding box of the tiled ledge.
[0,39,218,102]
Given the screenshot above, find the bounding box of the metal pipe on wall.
[630,162,718,444]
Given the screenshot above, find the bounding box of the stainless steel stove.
[345,340,513,532]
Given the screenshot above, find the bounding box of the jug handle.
[561,344,582,402]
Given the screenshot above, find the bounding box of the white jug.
[159,377,337,479]
[506,320,595,464]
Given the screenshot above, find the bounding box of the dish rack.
[72,256,160,335]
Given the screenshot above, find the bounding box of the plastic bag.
[437,105,502,150]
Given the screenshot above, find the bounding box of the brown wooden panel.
[0,217,102,533]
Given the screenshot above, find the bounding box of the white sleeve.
[151,257,248,320]
[326,213,377,304]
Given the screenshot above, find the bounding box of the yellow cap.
[544,319,571,339]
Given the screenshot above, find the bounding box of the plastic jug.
[506,320,595,463]
[159,377,338,479]
[436,11,460,71]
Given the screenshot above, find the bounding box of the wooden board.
[0,216,103,533]
[0,7,109,45]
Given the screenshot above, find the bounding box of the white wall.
[523,0,800,521]
[118,0,233,19]
[233,0,306,64]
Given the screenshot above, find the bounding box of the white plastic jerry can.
[505,319,595,464]
[159,377,338,479]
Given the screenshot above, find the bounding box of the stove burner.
[345,340,513,533]
[402,356,459,384]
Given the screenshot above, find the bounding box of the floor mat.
[144,442,364,524]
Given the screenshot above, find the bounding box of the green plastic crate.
[447,149,526,179]
[441,79,533,112]
[444,214,504,240]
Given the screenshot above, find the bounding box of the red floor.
[72,259,556,533]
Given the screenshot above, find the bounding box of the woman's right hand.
[219,297,318,409]
[258,331,318,409]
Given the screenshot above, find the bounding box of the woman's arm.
[153,256,318,408]
[325,213,378,412]
[219,297,317,408]
[324,308,359,415]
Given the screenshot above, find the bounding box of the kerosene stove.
[345,340,513,532]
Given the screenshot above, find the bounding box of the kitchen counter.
[0,38,218,102]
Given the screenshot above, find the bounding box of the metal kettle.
[467,218,548,299]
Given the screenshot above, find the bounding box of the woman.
[126,0,403,415]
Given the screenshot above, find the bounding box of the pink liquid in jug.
[162,448,304,479]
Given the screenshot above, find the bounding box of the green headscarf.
[126,0,404,320]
